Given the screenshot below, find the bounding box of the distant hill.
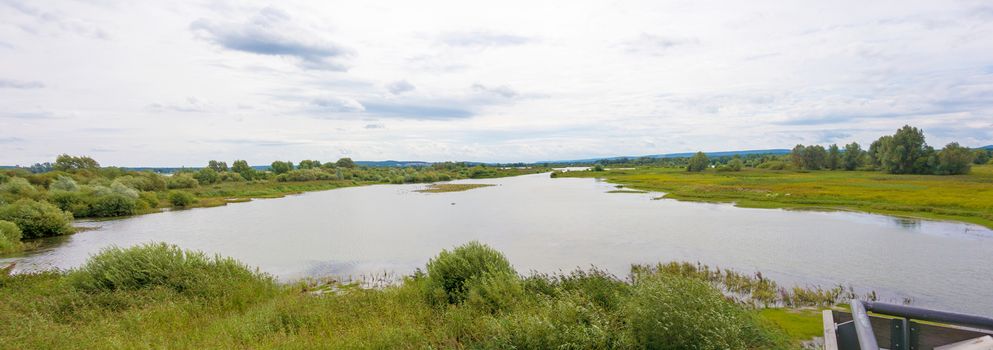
[980,145,993,150]
[544,149,791,164]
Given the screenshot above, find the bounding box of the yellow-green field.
[557,165,993,229]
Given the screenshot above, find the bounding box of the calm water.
[5,173,993,315]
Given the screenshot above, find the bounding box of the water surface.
[6,173,992,315]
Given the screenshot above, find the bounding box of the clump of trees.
[791,125,976,175]
[687,152,710,172]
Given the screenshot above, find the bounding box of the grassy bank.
[556,165,993,229]
[415,183,495,193]
[0,242,835,349]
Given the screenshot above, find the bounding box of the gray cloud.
[191,7,351,71]
[0,111,56,119]
[310,97,365,113]
[211,139,308,147]
[362,102,473,120]
[365,123,385,129]
[439,30,531,47]
[0,136,24,143]
[386,80,415,95]
[147,97,212,113]
[0,79,44,89]
[0,0,109,39]
[472,83,518,99]
[619,33,698,56]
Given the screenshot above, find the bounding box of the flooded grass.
[415,183,495,193]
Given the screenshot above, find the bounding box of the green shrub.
[425,241,517,304]
[167,173,199,189]
[169,191,196,207]
[465,270,523,313]
[69,243,275,302]
[88,193,138,217]
[139,191,160,208]
[0,220,23,254]
[624,274,787,349]
[0,177,40,202]
[0,199,74,238]
[49,175,79,192]
[48,190,89,214]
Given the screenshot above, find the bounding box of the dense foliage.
[792,126,976,175]
[0,242,794,349]
[0,220,22,254]
[0,199,73,238]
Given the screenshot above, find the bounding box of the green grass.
[0,242,817,349]
[415,183,495,193]
[557,165,993,229]
[760,308,824,341]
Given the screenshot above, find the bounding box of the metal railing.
[825,299,993,350]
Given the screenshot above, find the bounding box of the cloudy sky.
[2,0,992,166]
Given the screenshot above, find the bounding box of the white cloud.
[1,0,992,166]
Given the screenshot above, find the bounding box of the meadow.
[0,242,831,349]
[556,165,993,229]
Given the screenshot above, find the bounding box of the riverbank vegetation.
[562,126,993,228]
[0,156,544,253]
[0,241,843,349]
[558,165,993,228]
[415,183,495,193]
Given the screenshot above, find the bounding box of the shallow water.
[5,173,993,315]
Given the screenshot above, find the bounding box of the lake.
[5,172,993,315]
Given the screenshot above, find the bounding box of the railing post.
[851,300,880,350]
[890,317,909,350]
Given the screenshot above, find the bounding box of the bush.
[167,173,199,189]
[169,191,196,207]
[69,243,275,301]
[0,199,74,238]
[194,168,219,185]
[88,193,138,217]
[425,241,517,304]
[0,220,23,254]
[139,191,160,208]
[0,177,40,202]
[624,274,786,349]
[757,160,788,170]
[276,169,333,182]
[49,175,79,192]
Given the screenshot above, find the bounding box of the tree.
[842,142,864,170]
[194,168,219,184]
[879,125,931,174]
[336,157,356,168]
[827,144,841,170]
[687,152,709,172]
[935,143,974,175]
[791,145,827,170]
[231,160,255,180]
[207,160,228,172]
[728,157,744,171]
[270,161,293,174]
[868,136,891,168]
[53,154,100,171]
[973,149,991,165]
[298,160,321,169]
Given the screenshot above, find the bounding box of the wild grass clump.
[625,273,787,349]
[69,243,275,304]
[0,220,23,254]
[424,241,517,305]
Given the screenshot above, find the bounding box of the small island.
[415,183,496,193]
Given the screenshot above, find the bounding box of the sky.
[1,0,992,166]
